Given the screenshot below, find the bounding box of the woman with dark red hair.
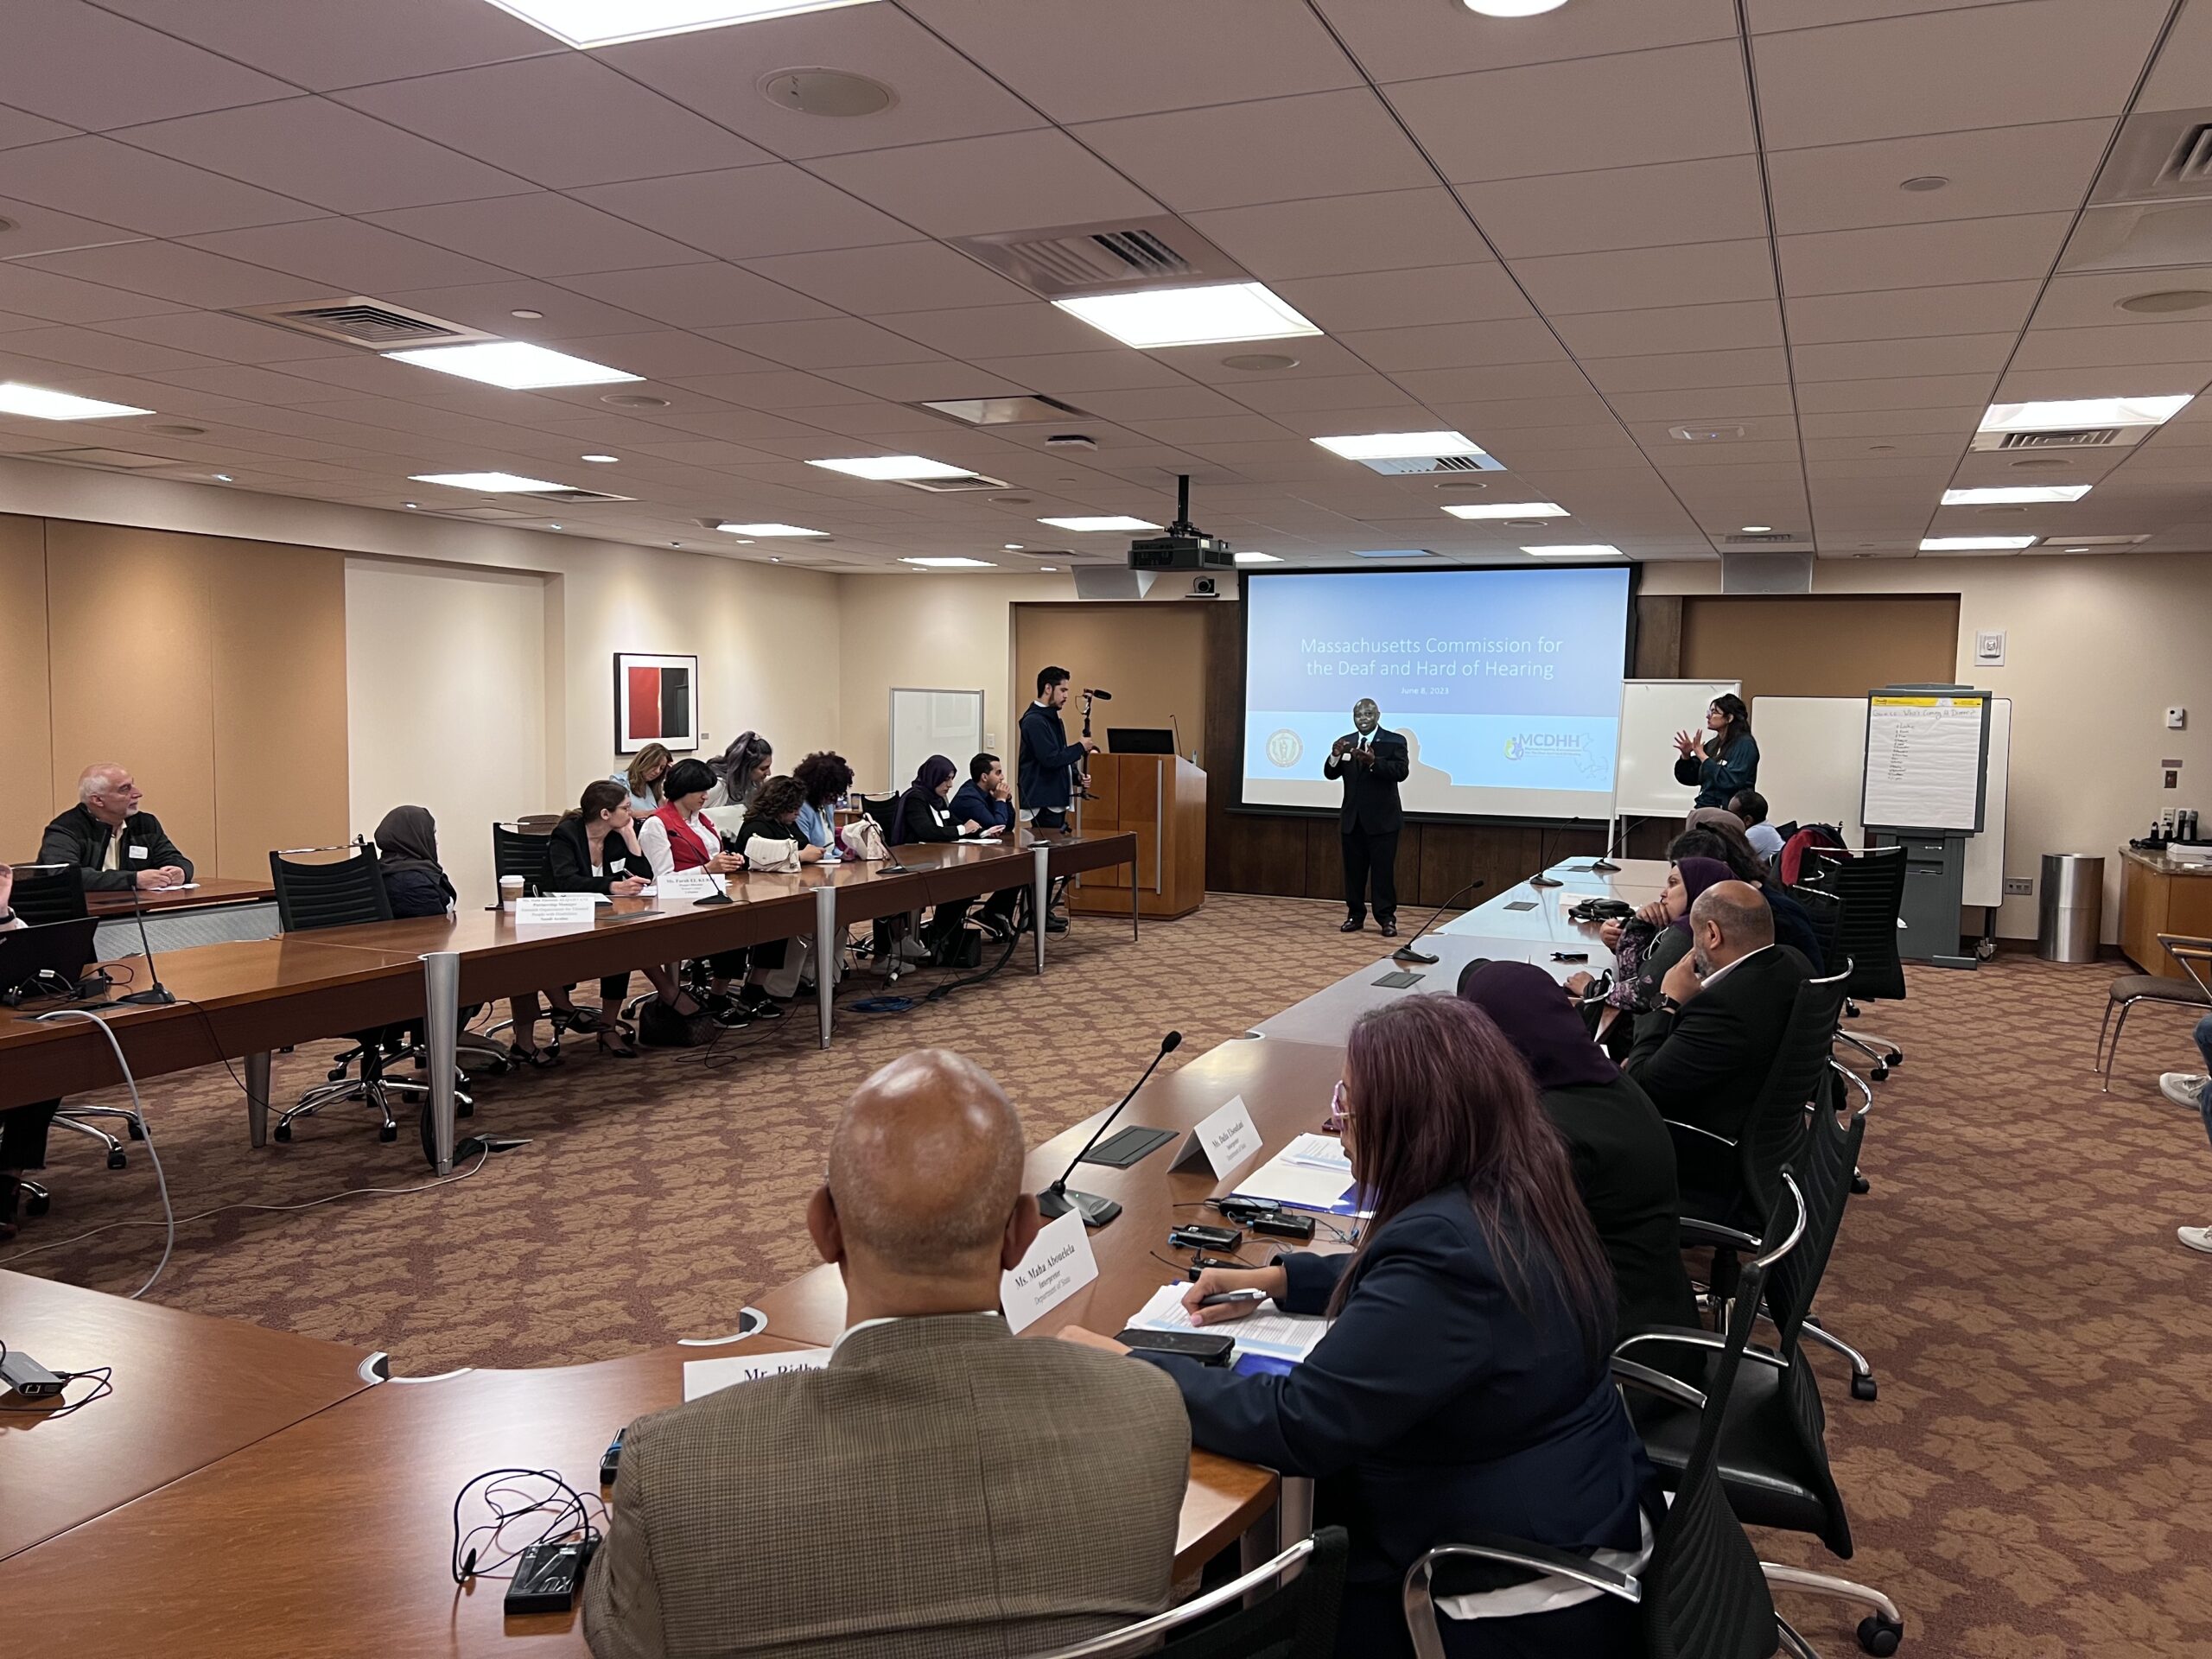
[1065,995,1657,1657]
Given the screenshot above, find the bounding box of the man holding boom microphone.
[1325,697,1409,936]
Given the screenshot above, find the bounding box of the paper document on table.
[1230,1147,1371,1217]
[1127,1283,1329,1368]
[683,1349,830,1400]
[1279,1133,1351,1173]
[955,836,1007,845]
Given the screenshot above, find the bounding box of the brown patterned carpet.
[7,893,2212,1657]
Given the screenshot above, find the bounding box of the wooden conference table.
[0,857,1660,1652]
[0,830,1137,1174]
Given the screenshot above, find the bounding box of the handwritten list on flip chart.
[1862,694,1987,832]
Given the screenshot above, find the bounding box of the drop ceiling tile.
[1427,395,1617,431]
[16,239,299,310]
[1060,385,1249,423]
[540,331,781,381]
[1801,431,1966,461]
[94,0,558,90]
[2014,323,2212,372]
[557,264,836,330]
[1387,41,1755,184]
[1187,188,1497,281]
[1273,265,1532,333]
[1116,413,1294,447]
[1073,89,1433,213]
[0,102,77,151]
[1796,404,1981,438]
[0,194,141,261]
[573,166,919,264]
[1338,318,1567,372]
[740,244,1033,318]
[138,363,352,405]
[1792,333,2015,381]
[882,300,1134,360]
[372,279,660,341]
[1605,385,1798,421]
[0,136,323,237]
[1317,0,1737,82]
[334,56,771,193]
[1765,120,2115,236]
[908,0,1359,122]
[1993,365,2210,403]
[598,6,1047,161]
[1622,413,1801,445]
[806,130,1164,240]
[1795,372,1998,412]
[1585,348,1789,393]
[94,309,349,364]
[363,194,703,278]
[701,317,943,372]
[1778,213,2075,296]
[1786,281,2041,343]
[0,3,294,130]
[1748,1,2031,27]
[670,370,895,410]
[1751,0,2170,150]
[2030,267,2212,329]
[2138,0,2212,111]
[1164,338,1378,385]
[1514,239,1777,315]
[1386,361,1595,404]
[966,350,1196,394]
[182,218,510,292]
[117,98,531,215]
[1646,446,1806,474]
[1457,156,1769,259]
[0,324,211,377]
[1554,301,1784,358]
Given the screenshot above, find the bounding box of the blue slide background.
[1242,567,1630,815]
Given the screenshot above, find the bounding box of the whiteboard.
[889,687,983,794]
[1754,694,2010,909]
[1617,680,1742,818]
[1862,690,1990,832]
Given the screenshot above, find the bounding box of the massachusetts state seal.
[1266,728,1303,768]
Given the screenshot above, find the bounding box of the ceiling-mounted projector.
[1128,474,1234,571]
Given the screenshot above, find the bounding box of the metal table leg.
[423,950,460,1175]
[814,883,836,1051]
[1032,845,1050,976]
[1131,864,1141,942]
[245,1051,270,1147]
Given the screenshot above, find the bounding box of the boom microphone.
[1037,1030,1180,1228]
[1390,877,1488,966]
[1082,688,1114,700]
[117,875,177,1007]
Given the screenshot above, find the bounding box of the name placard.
[513,893,597,926]
[657,870,723,903]
[1169,1093,1265,1178]
[682,1349,830,1401]
[999,1208,1099,1334]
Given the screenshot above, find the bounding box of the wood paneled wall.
[1680,594,1958,702]
[1,514,348,878]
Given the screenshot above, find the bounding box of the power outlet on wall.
[2003,876,2033,897]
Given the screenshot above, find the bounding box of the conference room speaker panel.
[1070,753,1207,920]
[1072,567,1155,601]
[1721,552,1814,594]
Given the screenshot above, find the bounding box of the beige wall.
[0,517,54,863]
[1645,555,2212,939]
[346,557,551,908]
[1014,601,1210,765]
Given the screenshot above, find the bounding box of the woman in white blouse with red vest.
[638,758,755,1027]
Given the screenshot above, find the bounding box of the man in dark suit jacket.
[1623,880,1811,1199]
[38,763,193,893]
[1323,697,1408,935]
[584,1050,1189,1659]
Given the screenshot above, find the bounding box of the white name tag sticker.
[513,893,598,926]
[657,870,722,902]
[129,846,149,861]
[682,1349,830,1401]
[999,1207,1099,1334]
[1170,1094,1265,1178]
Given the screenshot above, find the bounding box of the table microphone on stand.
[1390,878,1486,966]
[116,877,177,1006]
[1037,1030,1179,1227]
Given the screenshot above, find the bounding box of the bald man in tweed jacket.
[584,1052,1190,1659]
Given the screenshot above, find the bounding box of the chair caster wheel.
[378,1123,398,1143]
[1872,1064,1889,1081]
[1851,1173,1871,1195]
[457,1100,476,1119]
[1851,1373,1878,1401]
[1858,1613,1903,1655]
[274,1123,293,1142]
[487,1059,512,1077]
[127,1120,145,1141]
[106,1149,128,1171]
[27,1191,51,1217]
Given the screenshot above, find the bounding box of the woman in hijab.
[374,804,455,919]
[1668,825,1826,970]
[1576,854,1734,1022]
[1459,960,1699,1338]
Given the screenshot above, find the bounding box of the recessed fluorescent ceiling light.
[1442,500,1568,520]
[1313,430,1485,461]
[0,382,152,420]
[481,0,876,50]
[581,454,620,463]
[1941,485,2092,505]
[1921,536,2037,550]
[411,471,568,492]
[810,454,970,480]
[1233,551,1284,564]
[1038,515,1161,531]
[385,342,641,389]
[1462,0,1570,13]
[1978,397,2190,432]
[1523,545,1624,558]
[719,522,825,537]
[1052,283,1320,350]
[1353,549,1434,559]
[900,556,995,568]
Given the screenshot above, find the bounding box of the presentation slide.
[1242,567,1631,820]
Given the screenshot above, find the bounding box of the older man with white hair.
[37,764,193,893]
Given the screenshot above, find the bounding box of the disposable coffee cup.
[500,874,524,912]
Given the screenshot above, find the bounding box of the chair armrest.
[1402,1536,1639,1659]
[1615,1325,1788,1373]
[1663,1117,1738,1151]
[1829,1058,1872,1115]
[1610,1355,1707,1411]
[1679,1216,1762,1252]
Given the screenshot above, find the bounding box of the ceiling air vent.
[922,395,1090,427]
[229,296,496,350]
[951,215,1247,298]
[1968,427,2147,452]
[891,471,1010,494]
[1360,451,1507,476]
[515,487,633,504]
[1722,532,1802,545]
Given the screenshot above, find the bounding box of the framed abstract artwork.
[615,653,699,754]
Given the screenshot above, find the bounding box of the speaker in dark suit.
[1323,698,1408,935]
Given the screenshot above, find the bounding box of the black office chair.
[1792,885,1844,982]
[1624,1123,1905,1656]
[492,820,556,899]
[1028,1527,1347,1658]
[8,863,89,925]
[1408,1189,1820,1659]
[1802,848,1906,1080]
[269,843,466,1144]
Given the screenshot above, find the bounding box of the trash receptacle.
[2037,854,2104,963]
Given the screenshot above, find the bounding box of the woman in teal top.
[1671,692,1758,809]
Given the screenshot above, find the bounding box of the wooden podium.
[1069,753,1207,920]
